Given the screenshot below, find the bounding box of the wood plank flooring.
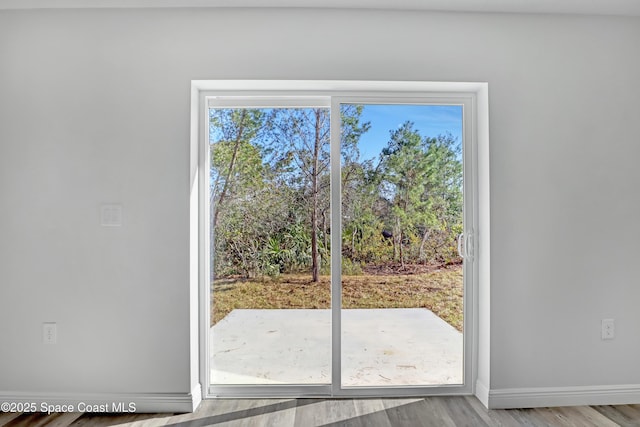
[2,397,640,426]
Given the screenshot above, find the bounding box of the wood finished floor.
[2,397,640,426]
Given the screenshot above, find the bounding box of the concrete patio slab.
[210,308,462,387]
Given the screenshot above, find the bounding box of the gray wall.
[1,7,639,405]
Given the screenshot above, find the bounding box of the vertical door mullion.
[330,98,342,395]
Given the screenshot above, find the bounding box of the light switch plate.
[602,318,615,340]
[100,204,122,227]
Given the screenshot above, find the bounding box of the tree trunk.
[419,228,431,264]
[212,109,246,229]
[310,109,321,282]
[399,231,404,268]
[394,217,402,266]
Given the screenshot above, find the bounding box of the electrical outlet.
[602,319,615,340]
[43,322,57,344]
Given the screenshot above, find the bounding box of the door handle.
[465,229,474,261]
[457,230,474,261]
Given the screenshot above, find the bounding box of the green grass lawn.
[212,265,463,331]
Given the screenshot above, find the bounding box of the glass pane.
[209,107,331,385]
[340,104,464,387]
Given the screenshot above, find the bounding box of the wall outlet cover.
[43,322,57,344]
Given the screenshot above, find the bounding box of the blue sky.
[354,104,463,162]
[210,104,464,162]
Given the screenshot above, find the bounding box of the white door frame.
[191,80,489,399]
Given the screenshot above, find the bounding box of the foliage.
[210,106,463,280]
[375,123,462,265]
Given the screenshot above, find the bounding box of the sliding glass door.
[209,105,332,389]
[206,91,475,397]
[337,103,465,388]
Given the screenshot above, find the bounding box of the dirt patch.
[362,260,462,276]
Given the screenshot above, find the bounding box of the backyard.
[211,262,463,331]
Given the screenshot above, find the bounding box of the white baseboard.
[475,380,490,408]
[489,384,640,409]
[0,386,202,413]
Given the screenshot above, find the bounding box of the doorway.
[201,86,478,397]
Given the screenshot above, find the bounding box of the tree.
[210,109,266,229]
[340,105,375,267]
[267,108,330,282]
[419,132,463,262]
[341,160,389,264]
[378,121,431,266]
[376,123,463,266]
[266,105,370,281]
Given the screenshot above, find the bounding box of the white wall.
[1,7,639,410]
